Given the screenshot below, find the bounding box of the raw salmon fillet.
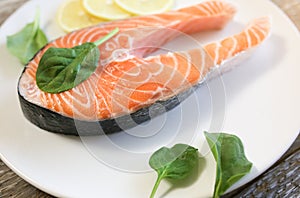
[19,0,236,118]
[17,2,270,135]
[94,17,271,118]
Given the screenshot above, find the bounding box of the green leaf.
[149,144,199,198]
[36,42,99,93]
[36,28,119,93]
[204,132,253,198]
[6,9,48,65]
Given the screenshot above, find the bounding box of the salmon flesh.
[18,1,271,135]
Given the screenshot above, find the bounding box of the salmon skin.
[18,2,270,135]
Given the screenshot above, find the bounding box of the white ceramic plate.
[0,0,300,197]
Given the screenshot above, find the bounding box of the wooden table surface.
[0,0,299,197]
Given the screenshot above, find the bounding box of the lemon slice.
[114,0,174,15]
[57,0,106,32]
[82,0,131,20]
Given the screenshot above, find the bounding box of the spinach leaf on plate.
[6,10,48,65]
[149,144,199,198]
[204,132,253,198]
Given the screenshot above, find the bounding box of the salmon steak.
[18,1,271,135]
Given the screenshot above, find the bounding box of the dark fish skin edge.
[18,77,194,136]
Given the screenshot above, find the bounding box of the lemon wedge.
[57,0,106,32]
[82,0,131,20]
[114,0,174,15]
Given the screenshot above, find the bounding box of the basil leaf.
[6,10,48,65]
[36,28,119,93]
[204,132,253,198]
[149,144,199,198]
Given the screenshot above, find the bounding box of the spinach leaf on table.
[6,10,48,65]
[204,132,253,198]
[149,144,199,198]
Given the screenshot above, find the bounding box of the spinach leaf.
[6,10,48,65]
[149,144,199,198]
[204,132,253,198]
[36,28,119,93]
